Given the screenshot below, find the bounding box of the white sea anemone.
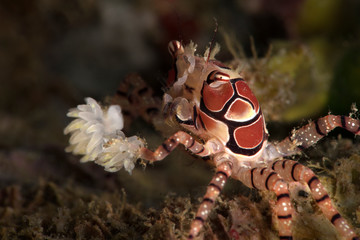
[64,97,145,174]
[97,135,144,173]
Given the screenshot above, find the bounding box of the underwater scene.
[0,0,360,239]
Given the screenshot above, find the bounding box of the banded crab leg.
[188,161,233,239]
[140,130,223,162]
[273,115,360,157]
[272,159,359,240]
[236,166,294,239]
[110,73,162,129]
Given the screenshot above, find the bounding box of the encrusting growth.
[64,41,359,239]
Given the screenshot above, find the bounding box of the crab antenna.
[206,18,218,64]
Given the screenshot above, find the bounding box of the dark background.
[0,0,359,238]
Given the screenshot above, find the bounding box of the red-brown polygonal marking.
[233,115,264,149]
[198,110,229,143]
[234,81,259,112]
[202,82,233,112]
[224,98,256,122]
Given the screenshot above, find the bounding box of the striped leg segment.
[237,167,294,239]
[188,162,232,239]
[274,115,360,157]
[272,160,359,240]
[140,131,223,162]
[110,73,162,128]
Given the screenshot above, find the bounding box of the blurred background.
[0,0,360,238]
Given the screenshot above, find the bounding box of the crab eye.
[207,71,230,85]
[168,40,184,58]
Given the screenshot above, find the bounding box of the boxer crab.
[64,40,359,239]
